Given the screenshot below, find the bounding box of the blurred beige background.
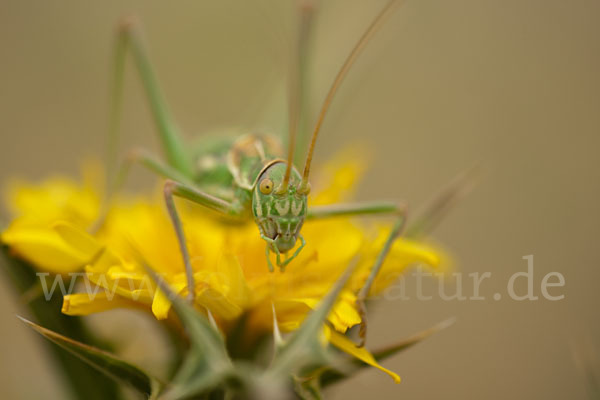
[1,0,599,399]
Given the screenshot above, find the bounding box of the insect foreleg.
[281,234,306,272]
[164,180,243,303]
[261,234,306,273]
[260,235,285,273]
[264,243,275,273]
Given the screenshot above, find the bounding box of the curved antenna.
[298,0,402,192]
[279,59,299,193]
[279,0,317,194]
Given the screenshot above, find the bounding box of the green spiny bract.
[16,254,449,400]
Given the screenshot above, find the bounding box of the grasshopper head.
[252,161,309,253]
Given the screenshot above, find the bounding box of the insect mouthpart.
[274,233,297,253]
[272,216,303,252]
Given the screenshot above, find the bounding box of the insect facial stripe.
[274,199,290,216]
[254,190,263,217]
[291,200,303,216]
[275,219,283,235]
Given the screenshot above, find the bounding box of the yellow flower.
[52,154,442,383]
[1,151,444,382]
[1,163,102,273]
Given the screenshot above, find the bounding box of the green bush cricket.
[106,0,415,346]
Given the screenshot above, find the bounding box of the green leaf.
[18,316,160,397]
[148,271,233,400]
[268,259,359,379]
[0,246,123,400]
[319,318,456,387]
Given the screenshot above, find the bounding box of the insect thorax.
[192,134,285,212]
[226,134,284,190]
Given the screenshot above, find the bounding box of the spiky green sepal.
[19,258,450,400]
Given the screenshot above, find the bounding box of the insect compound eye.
[259,178,274,194]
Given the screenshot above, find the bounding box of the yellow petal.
[195,285,243,321]
[326,326,401,384]
[216,253,250,306]
[310,150,367,205]
[62,292,139,315]
[1,226,91,273]
[85,247,123,273]
[53,221,102,259]
[86,264,154,304]
[389,239,442,268]
[366,238,447,295]
[328,292,362,333]
[106,267,146,281]
[281,291,361,334]
[5,174,100,228]
[302,220,363,267]
[152,281,187,320]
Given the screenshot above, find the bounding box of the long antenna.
[298,0,402,192]
[279,0,317,194]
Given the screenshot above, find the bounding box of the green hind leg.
[289,1,317,167]
[307,201,405,220]
[307,168,474,346]
[308,201,407,347]
[107,17,192,189]
[356,215,407,347]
